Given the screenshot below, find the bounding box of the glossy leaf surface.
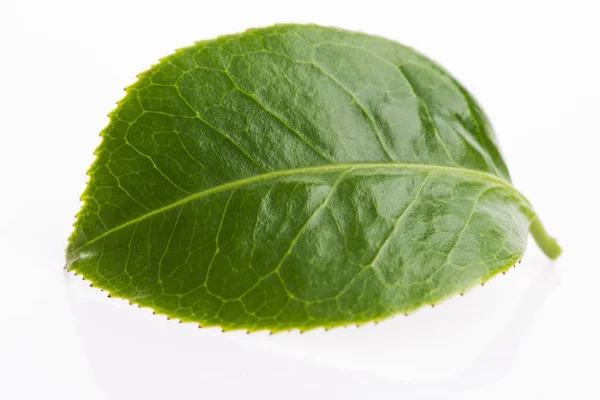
[67,24,560,331]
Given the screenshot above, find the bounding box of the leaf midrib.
[70,162,524,254]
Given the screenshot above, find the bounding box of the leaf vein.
[68,163,518,258]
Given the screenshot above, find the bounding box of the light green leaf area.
[67,24,560,332]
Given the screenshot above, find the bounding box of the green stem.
[530,217,562,260]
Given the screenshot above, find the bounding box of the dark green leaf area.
[67,25,559,331]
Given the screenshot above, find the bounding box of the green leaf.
[67,24,561,332]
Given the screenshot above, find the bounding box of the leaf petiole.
[530,217,562,260]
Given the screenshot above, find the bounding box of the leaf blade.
[67,24,560,331]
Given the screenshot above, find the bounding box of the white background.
[1,0,598,399]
